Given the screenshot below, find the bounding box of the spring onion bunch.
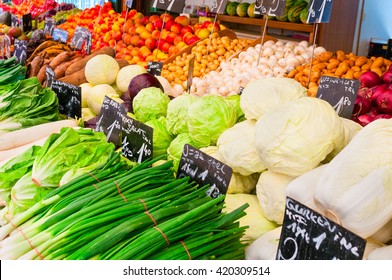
[0,154,249,260]
[0,57,26,86]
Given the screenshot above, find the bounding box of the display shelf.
[216,14,318,44]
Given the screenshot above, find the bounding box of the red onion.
[375,88,392,114]
[357,87,370,100]
[374,114,392,120]
[370,84,389,104]
[359,70,381,88]
[352,95,371,116]
[380,70,392,84]
[357,114,376,126]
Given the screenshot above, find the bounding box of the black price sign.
[307,0,333,23]
[316,75,359,119]
[255,0,286,17]
[121,115,153,163]
[11,14,20,27]
[126,0,134,9]
[13,39,27,64]
[95,96,126,146]
[238,86,244,95]
[177,144,232,199]
[147,61,163,76]
[50,80,82,119]
[52,28,68,43]
[152,0,186,14]
[186,56,195,93]
[71,26,92,54]
[45,66,55,88]
[277,197,366,260]
[44,17,55,35]
[22,13,32,32]
[0,35,11,58]
[209,0,229,14]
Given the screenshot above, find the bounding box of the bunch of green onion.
[0,153,248,260]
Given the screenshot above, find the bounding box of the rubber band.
[180,240,192,260]
[87,171,100,182]
[138,199,148,212]
[144,211,158,226]
[154,226,170,246]
[9,221,44,260]
[115,180,127,202]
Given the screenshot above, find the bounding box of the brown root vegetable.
[59,67,87,86]
[49,51,76,69]
[64,46,115,76]
[28,55,45,78]
[36,64,48,84]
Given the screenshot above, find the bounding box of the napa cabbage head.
[254,97,345,177]
[187,95,237,147]
[240,77,307,121]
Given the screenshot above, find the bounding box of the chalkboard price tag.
[22,13,32,32]
[1,35,11,58]
[209,0,229,14]
[277,197,366,260]
[152,0,186,14]
[238,86,244,95]
[95,96,126,146]
[126,0,133,9]
[71,26,92,54]
[45,66,55,88]
[147,61,163,76]
[13,39,27,64]
[316,75,359,119]
[255,0,286,17]
[307,0,333,23]
[11,14,19,27]
[177,144,232,199]
[44,17,55,36]
[52,28,68,43]
[121,115,153,163]
[50,80,82,119]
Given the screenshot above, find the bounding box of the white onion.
[278,58,287,67]
[298,41,309,48]
[263,47,274,57]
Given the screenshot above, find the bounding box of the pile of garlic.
[180,40,326,97]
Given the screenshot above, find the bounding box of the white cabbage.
[224,194,277,242]
[240,77,307,121]
[254,97,345,177]
[217,120,267,176]
[367,245,392,260]
[256,170,294,224]
[314,119,392,238]
[245,227,282,260]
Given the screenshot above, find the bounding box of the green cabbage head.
[145,117,174,158]
[132,87,170,123]
[187,95,237,147]
[166,94,196,135]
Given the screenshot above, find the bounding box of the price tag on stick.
[44,17,55,36]
[277,197,366,260]
[316,76,359,119]
[71,26,92,54]
[52,28,68,43]
[121,115,153,164]
[45,66,55,88]
[187,56,195,93]
[255,0,286,17]
[50,80,82,119]
[177,144,232,199]
[147,61,163,76]
[95,96,126,147]
[13,39,27,64]
[153,0,186,14]
[22,13,32,32]
[307,0,333,23]
[209,0,229,14]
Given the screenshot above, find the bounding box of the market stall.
[0,0,391,261]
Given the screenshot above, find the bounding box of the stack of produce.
[0,144,249,260]
[0,0,58,18]
[352,68,392,126]
[186,39,326,97]
[288,50,392,96]
[0,57,26,86]
[161,33,253,94]
[0,77,61,137]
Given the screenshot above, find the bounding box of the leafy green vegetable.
[165,94,196,135]
[0,77,62,134]
[132,87,170,123]
[32,127,115,187]
[0,58,26,86]
[167,133,200,172]
[187,95,237,147]
[145,117,174,158]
